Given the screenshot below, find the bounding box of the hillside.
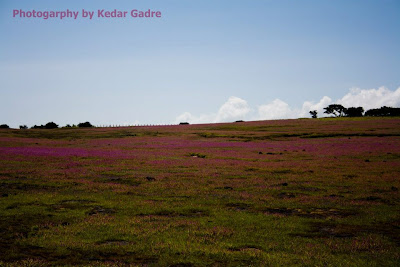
[1,117,399,266]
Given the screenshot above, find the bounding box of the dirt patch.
[294,219,400,244]
[143,208,209,218]
[292,186,327,192]
[294,222,356,238]
[263,207,356,219]
[189,153,206,158]
[276,192,296,199]
[98,176,141,186]
[50,199,95,211]
[270,169,295,175]
[65,248,159,265]
[228,244,264,252]
[357,196,383,202]
[6,201,45,210]
[355,196,394,205]
[215,186,234,190]
[146,176,156,181]
[0,182,56,194]
[343,174,358,179]
[169,263,195,267]
[86,206,116,216]
[96,239,130,246]
[0,213,70,262]
[226,202,252,211]
[325,194,344,198]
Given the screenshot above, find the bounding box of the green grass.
[0,117,399,266]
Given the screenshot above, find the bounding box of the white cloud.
[337,87,400,110]
[175,96,250,124]
[299,96,332,118]
[175,112,194,123]
[174,111,215,124]
[214,96,251,122]
[257,99,296,120]
[174,87,400,123]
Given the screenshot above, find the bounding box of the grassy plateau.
[0,117,399,266]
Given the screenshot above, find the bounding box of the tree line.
[1,106,400,129]
[309,105,400,118]
[0,121,94,129]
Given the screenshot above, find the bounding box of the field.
[0,117,399,266]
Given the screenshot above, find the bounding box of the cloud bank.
[175,87,400,124]
[175,96,251,124]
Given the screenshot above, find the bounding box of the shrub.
[31,125,44,129]
[78,122,94,128]
[309,110,318,118]
[324,104,346,117]
[365,106,400,116]
[0,124,10,129]
[45,122,58,129]
[344,107,364,117]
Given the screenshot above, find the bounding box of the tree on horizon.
[324,104,346,117]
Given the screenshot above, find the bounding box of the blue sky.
[1,0,399,127]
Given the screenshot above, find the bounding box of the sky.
[0,0,399,128]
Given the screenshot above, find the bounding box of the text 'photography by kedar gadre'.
[12,9,162,20]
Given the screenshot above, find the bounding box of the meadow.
[0,117,399,266]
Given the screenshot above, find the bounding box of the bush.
[0,124,10,129]
[31,125,44,129]
[365,106,400,116]
[31,122,58,129]
[45,122,58,129]
[78,122,94,128]
[344,107,364,117]
[19,125,28,129]
[309,110,318,118]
